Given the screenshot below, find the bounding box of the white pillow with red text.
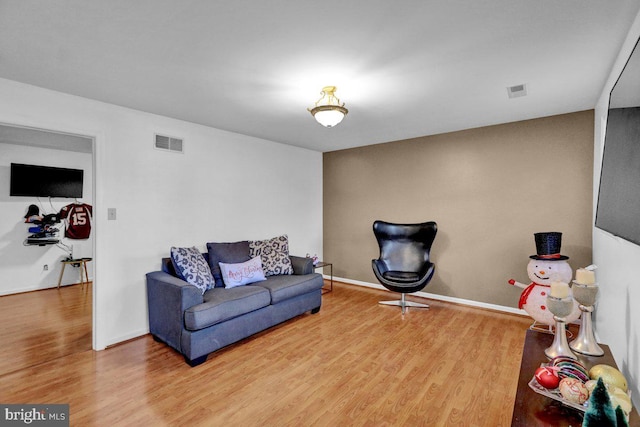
[219,256,267,289]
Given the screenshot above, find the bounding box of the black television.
[10,163,84,198]
[595,37,640,245]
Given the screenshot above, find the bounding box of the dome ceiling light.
[308,86,348,128]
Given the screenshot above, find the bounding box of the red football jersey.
[59,203,93,239]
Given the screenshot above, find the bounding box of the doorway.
[0,123,95,376]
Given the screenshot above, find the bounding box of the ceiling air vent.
[154,133,184,153]
[507,84,528,99]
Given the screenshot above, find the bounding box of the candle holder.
[569,281,604,356]
[545,295,577,360]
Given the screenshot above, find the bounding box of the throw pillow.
[219,256,267,289]
[170,246,214,294]
[206,241,251,287]
[249,235,293,276]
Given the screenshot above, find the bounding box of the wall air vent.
[154,133,184,153]
[507,83,528,99]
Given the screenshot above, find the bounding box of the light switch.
[107,208,117,220]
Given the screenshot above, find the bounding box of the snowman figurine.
[508,232,581,329]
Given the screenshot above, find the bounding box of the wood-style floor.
[0,281,532,426]
[0,283,92,377]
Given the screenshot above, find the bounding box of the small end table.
[314,261,333,294]
[58,258,92,290]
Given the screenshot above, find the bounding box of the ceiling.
[611,37,640,109]
[1,1,639,153]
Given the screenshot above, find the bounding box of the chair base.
[379,294,429,314]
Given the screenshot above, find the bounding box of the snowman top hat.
[530,232,569,261]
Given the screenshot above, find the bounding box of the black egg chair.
[371,220,437,313]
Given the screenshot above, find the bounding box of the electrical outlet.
[108,208,117,220]
[43,264,48,271]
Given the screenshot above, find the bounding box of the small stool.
[57,258,92,289]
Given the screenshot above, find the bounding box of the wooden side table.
[314,262,333,294]
[511,329,639,426]
[57,258,92,289]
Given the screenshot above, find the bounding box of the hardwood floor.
[0,283,92,377]
[0,282,532,426]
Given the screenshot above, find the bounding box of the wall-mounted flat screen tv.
[595,37,640,246]
[10,163,84,198]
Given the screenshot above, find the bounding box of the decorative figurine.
[582,378,629,427]
[306,253,319,266]
[508,232,581,330]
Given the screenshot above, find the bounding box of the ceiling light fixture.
[308,86,348,128]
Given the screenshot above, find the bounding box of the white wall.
[0,143,94,294]
[593,9,640,408]
[0,77,323,350]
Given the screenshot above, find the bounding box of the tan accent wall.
[323,110,594,308]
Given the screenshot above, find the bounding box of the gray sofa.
[146,242,323,366]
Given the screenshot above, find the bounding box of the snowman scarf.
[519,282,549,309]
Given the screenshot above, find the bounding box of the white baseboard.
[0,281,86,296]
[102,328,149,350]
[0,285,45,296]
[329,275,528,317]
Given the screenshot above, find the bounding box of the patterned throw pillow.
[249,235,293,276]
[170,247,214,294]
[219,256,267,288]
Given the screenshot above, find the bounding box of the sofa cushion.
[259,273,324,304]
[220,256,266,288]
[206,241,251,288]
[170,246,214,294]
[249,235,293,276]
[184,285,270,331]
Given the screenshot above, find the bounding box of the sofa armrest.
[146,271,204,352]
[290,255,314,275]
